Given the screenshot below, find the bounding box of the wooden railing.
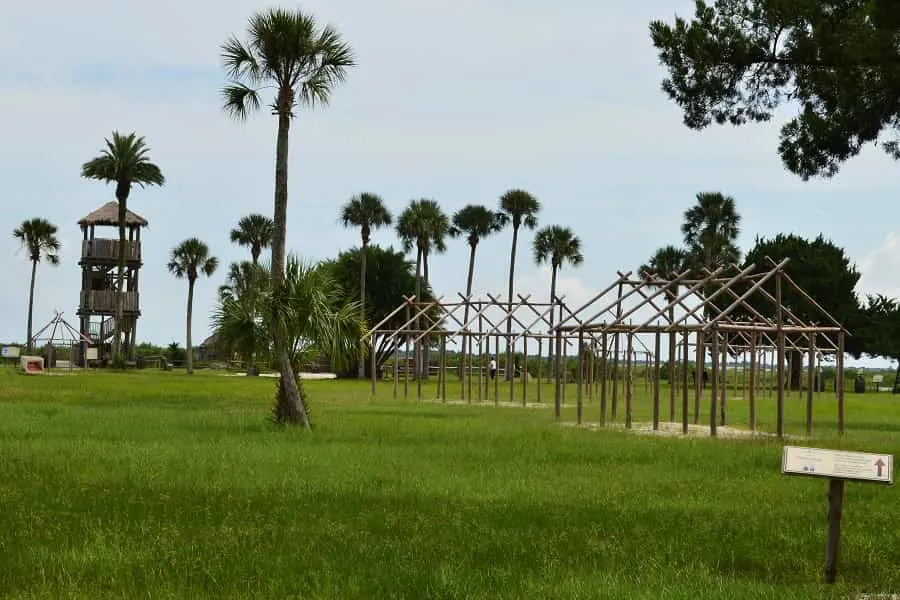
[79,291,139,313]
[82,239,141,262]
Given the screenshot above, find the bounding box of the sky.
[1,0,898,369]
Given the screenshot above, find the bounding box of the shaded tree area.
[650,0,900,180]
[728,234,862,388]
[323,245,437,377]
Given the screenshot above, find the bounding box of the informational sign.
[1,346,20,358]
[873,374,884,383]
[782,446,893,484]
[86,347,98,361]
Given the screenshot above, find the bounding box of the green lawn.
[0,367,898,599]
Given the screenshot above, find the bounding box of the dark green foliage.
[323,245,436,375]
[650,0,900,179]
[856,294,900,360]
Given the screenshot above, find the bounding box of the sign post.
[781,446,893,584]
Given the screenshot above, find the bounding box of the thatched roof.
[78,201,148,227]
[200,333,218,348]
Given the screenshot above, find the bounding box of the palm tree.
[13,218,61,352]
[168,238,219,375]
[450,204,507,382]
[221,7,355,426]
[681,192,741,272]
[81,132,165,365]
[638,245,688,420]
[216,260,270,374]
[230,214,274,265]
[341,192,392,378]
[499,189,540,377]
[396,199,450,377]
[213,256,364,421]
[533,225,583,417]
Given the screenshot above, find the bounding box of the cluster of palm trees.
[637,191,741,407]
[337,190,586,381]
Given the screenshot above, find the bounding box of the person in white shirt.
[489,358,497,380]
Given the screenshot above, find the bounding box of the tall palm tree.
[534,225,583,417]
[681,192,741,272]
[221,7,355,426]
[81,132,165,365]
[341,192,392,378]
[450,204,507,382]
[217,260,270,375]
[396,199,449,377]
[499,189,540,377]
[639,245,688,419]
[168,238,219,375]
[230,214,274,265]
[13,218,61,352]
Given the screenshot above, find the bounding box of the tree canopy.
[650,0,900,179]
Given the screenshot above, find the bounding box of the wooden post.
[776,272,786,438]
[393,335,399,399]
[668,324,677,422]
[441,334,447,402]
[625,333,633,429]
[682,332,689,435]
[477,315,484,404]
[611,335,619,421]
[521,334,528,407]
[577,330,584,425]
[653,331,661,431]
[494,334,500,406]
[710,330,719,437]
[370,333,377,398]
[600,333,608,425]
[837,333,845,435]
[749,333,757,431]
[404,306,410,399]
[694,331,704,425]
[509,333,515,405]
[824,479,846,584]
[720,332,728,427]
[537,338,543,404]
[807,333,815,437]
[554,327,563,420]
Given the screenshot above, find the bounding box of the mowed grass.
[0,368,898,599]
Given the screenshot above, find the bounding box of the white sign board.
[873,375,884,383]
[782,446,893,484]
[85,347,98,360]
[1,346,20,358]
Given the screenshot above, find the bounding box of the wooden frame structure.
[555,258,848,438]
[365,292,653,410]
[368,258,848,439]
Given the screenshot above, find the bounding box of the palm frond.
[222,83,262,121]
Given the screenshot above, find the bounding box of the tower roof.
[78,201,149,227]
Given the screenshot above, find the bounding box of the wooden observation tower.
[76,201,147,363]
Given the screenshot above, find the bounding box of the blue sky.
[2,0,898,368]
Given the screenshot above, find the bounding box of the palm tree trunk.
[186,278,195,375]
[358,241,367,379]
[548,265,558,373]
[414,248,422,380]
[463,242,477,385]
[421,251,430,378]
[113,189,128,365]
[271,106,309,428]
[26,259,37,353]
[505,225,519,380]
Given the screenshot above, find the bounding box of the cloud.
[857,232,900,300]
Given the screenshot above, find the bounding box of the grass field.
[1,367,898,599]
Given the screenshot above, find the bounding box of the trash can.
[854,374,866,394]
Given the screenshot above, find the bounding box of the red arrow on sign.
[874,459,886,477]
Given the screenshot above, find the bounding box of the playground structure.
[367,257,848,438]
[76,201,148,365]
[27,311,95,372]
